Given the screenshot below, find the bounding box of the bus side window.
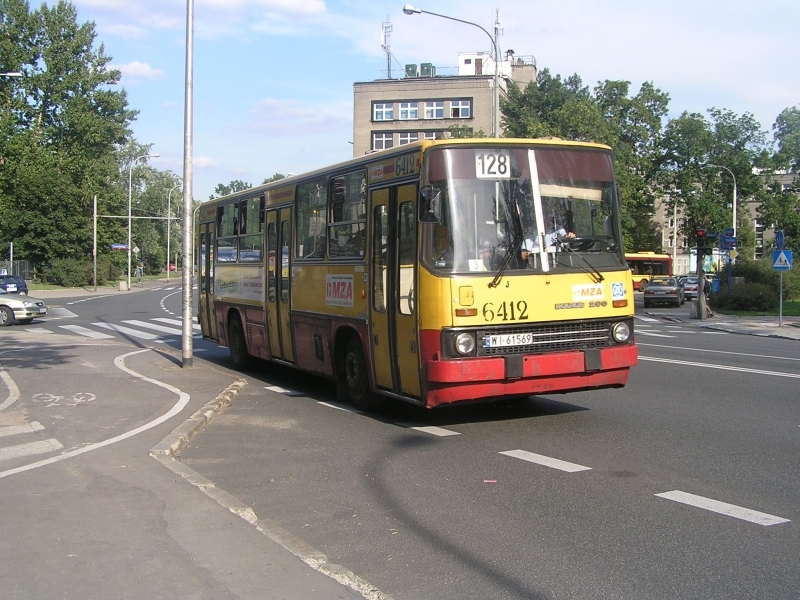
[295,179,326,259]
[398,201,415,315]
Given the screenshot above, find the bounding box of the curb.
[149,378,392,600]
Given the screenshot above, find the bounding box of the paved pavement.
[645,308,800,341]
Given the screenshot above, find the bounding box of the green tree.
[0,0,135,270]
[772,106,800,173]
[756,180,800,252]
[262,173,286,184]
[209,179,251,199]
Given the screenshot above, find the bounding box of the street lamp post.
[403,5,500,138]
[166,183,181,281]
[707,163,737,302]
[128,153,159,290]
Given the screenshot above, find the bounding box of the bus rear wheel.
[228,315,251,371]
[342,338,374,410]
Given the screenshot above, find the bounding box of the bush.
[711,282,779,312]
[40,256,122,288]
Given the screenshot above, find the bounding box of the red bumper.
[423,344,638,407]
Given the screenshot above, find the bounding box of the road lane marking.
[0,349,190,480]
[636,331,675,338]
[636,315,659,322]
[59,325,114,339]
[0,367,21,411]
[93,322,162,340]
[638,342,800,363]
[500,449,592,472]
[0,439,64,462]
[655,490,790,526]
[397,423,460,437]
[0,421,45,438]
[123,320,183,335]
[639,356,800,379]
[318,401,362,413]
[264,385,305,397]
[153,317,201,331]
[24,328,52,334]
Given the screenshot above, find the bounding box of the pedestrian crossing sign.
[772,250,793,271]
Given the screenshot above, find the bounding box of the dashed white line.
[636,331,675,338]
[656,490,790,526]
[397,423,460,437]
[500,449,592,472]
[264,385,305,397]
[639,356,800,379]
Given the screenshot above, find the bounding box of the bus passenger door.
[395,185,420,398]
[368,184,420,399]
[266,208,294,362]
[199,221,217,340]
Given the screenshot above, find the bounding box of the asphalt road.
[177,293,799,600]
[2,285,798,599]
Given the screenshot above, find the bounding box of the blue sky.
[69,0,799,200]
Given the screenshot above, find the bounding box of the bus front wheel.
[228,315,251,371]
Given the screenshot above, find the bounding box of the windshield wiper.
[489,194,525,288]
[556,238,605,283]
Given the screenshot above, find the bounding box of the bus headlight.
[454,332,476,356]
[612,321,631,343]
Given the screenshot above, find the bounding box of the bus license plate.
[485,333,533,348]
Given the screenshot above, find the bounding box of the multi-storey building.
[352,51,536,156]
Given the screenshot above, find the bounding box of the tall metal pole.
[181,0,195,368]
[403,5,499,137]
[707,163,737,301]
[93,195,97,293]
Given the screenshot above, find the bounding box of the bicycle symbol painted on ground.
[31,392,97,407]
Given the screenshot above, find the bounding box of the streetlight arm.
[403,6,496,53]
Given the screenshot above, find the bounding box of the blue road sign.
[775,230,784,251]
[772,250,793,271]
[724,228,734,237]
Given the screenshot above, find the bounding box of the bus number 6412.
[482,300,529,322]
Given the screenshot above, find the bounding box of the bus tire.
[639,280,648,291]
[228,315,252,371]
[341,338,374,410]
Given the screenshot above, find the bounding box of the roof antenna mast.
[381,16,393,79]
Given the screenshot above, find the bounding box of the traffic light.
[696,228,705,243]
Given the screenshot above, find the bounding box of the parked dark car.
[0,274,28,295]
[643,276,684,308]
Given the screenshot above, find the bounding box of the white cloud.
[248,98,350,136]
[114,61,166,82]
[194,156,220,169]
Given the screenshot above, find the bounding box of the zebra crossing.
[0,421,64,468]
[25,317,202,344]
[634,315,729,338]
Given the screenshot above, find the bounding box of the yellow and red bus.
[625,252,673,290]
[197,139,637,408]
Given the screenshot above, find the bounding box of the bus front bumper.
[424,344,638,407]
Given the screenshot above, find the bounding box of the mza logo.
[326,274,354,307]
[572,284,604,302]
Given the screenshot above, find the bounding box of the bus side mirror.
[419,186,441,223]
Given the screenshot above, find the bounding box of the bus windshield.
[422,146,625,275]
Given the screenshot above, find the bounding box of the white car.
[0,289,48,326]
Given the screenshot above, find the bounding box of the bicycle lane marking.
[0,349,190,480]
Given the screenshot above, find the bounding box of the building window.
[373,132,393,150]
[399,132,418,145]
[423,132,438,141]
[424,101,444,119]
[399,102,418,120]
[668,217,675,228]
[374,103,393,121]
[450,100,470,118]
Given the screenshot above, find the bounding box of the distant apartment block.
[352,51,536,156]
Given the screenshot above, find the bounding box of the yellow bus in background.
[197,139,637,409]
[625,252,673,290]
